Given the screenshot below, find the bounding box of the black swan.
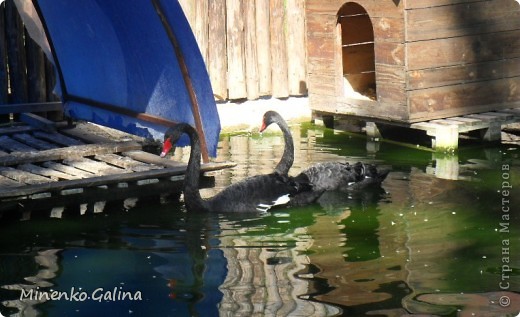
[160,123,321,213]
[259,111,389,192]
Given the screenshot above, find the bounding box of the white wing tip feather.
[256,194,291,212]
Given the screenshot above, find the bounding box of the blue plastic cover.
[33,0,220,156]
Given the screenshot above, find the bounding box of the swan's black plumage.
[161,123,316,213]
[260,111,389,192]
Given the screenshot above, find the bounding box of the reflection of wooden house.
[306,0,520,149]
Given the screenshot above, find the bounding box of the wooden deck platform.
[318,107,520,152]
[0,119,234,219]
[408,108,520,151]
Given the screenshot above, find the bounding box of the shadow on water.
[0,124,519,316]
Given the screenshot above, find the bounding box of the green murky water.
[0,124,519,316]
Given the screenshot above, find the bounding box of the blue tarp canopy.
[29,0,220,157]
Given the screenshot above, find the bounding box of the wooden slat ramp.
[0,122,234,218]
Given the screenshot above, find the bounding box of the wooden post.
[431,125,458,152]
[244,1,259,100]
[270,0,289,98]
[481,122,502,142]
[26,31,47,104]
[286,0,307,95]
[226,0,247,100]
[256,0,272,96]
[365,122,382,140]
[208,0,228,100]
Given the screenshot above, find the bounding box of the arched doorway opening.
[338,3,376,100]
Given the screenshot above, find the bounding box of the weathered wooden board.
[8,179,185,213]
[448,116,482,126]
[122,150,184,168]
[42,161,95,178]
[406,0,520,41]
[308,55,338,77]
[0,174,22,187]
[33,130,84,146]
[407,30,520,70]
[407,58,520,90]
[207,0,227,100]
[337,97,408,121]
[244,0,259,100]
[270,0,289,98]
[375,42,404,66]
[95,153,162,172]
[499,108,520,117]
[62,158,126,175]
[372,16,404,43]
[0,166,53,184]
[0,141,142,166]
[12,133,58,150]
[480,112,514,121]
[307,73,338,97]
[306,0,403,18]
[226,0,246,100]
[180,0,309,100]
[18,163,78,180]
[405,0,504,10]
[0,161,234,198]
[123,150,236,172]
[0,125,34,135]
[286,0,307,95]
[256,0,272,96]
[19,112,56,132]
[408,77,520,117]
[306,12,337,40]
[410,109,519,139]
[374,64,407,107]
[0,102,62,115]
[0,135,38,152]
[307,33,336,61]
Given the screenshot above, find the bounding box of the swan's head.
[160,125,185,157]
[260,110,283,132]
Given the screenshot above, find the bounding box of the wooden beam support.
[0,102,62,114]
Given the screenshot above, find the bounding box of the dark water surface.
[0,124,519,316]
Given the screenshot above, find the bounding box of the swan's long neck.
[275,119,294,175]
[181,124,210,212]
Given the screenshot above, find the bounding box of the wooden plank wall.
[179,0,307,101]
[405,0,520,121]
[0,0,59,122]
[305,0,408,121]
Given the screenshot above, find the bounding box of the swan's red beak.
[160,138,173,157]
[259,121,267,133]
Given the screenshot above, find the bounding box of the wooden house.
[306,0,520,149]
